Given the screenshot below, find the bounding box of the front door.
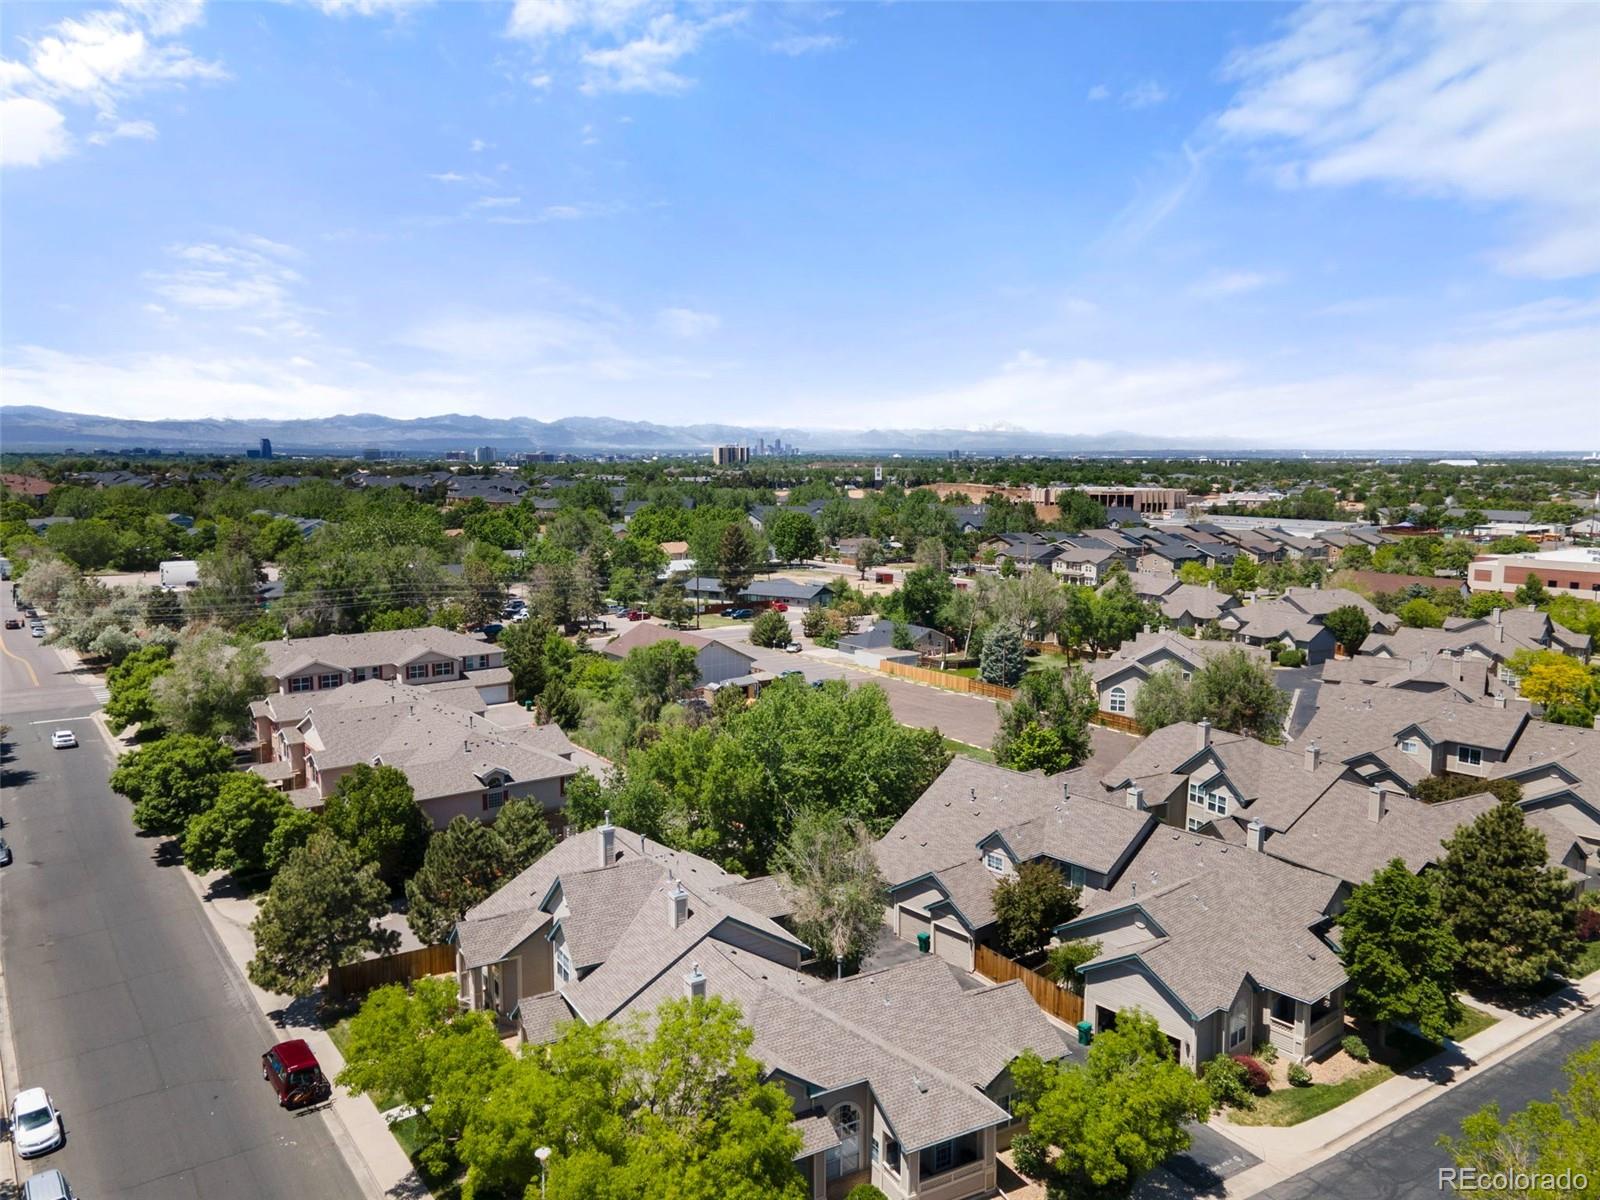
[824,1104,861,1180]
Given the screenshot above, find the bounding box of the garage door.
[897,906,931,945]
[932,924,972,970]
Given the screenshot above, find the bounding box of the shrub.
[1342,1034,1371,1063]
[1287,1061,1312,1087]
[1254,1041,1279,1065]
[1009,1131,1050,1179]
[749,609,791,648]
[845,1187,889,1200]
[1203,1053,1255,1111]
[1577,906,1600,943]
[1230,1054,1270,1092]
[1277,648,1306,668]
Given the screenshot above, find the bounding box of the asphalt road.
[1254,1005,1600,1200]
[0,604,361,1200]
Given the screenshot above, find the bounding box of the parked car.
[4,617,21,629]
[779,669,805,680]
[261,1040,332,1109]
[478,623,504,642]
[10,1088,65,1158]
[772,602,789,612]
[625,609,646,621]
[0,838,12,867]
[50,730,77,749]
[725,608,754,619]
[784,641,802,653]
[30,625,45,638]
[21,1170,76,1200]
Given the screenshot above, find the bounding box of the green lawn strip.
[1229,1029,1442,1128]
[1569,940,1600,980]
[388,1115,465,1200]
[1449,1003,1499,1043]
[942,737,995,764]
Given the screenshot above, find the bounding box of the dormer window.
[431,660,455,677]
[406,663,428,680]
[288,675,313,693]
[1457,745,1483,767]
[1400,738,1420,754]
[984,851,1006,873]
[317,672,342,690]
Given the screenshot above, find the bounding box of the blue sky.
[2,0,1596,449]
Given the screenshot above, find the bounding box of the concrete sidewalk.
[1211,971,1600,1198]
[93,711,429,1200]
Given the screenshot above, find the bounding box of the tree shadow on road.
[0,766,36,789]
[266,991,327,1032]
[151,838,185,868]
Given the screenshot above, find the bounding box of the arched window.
[825,1103,861,1180]
[1108,686,1128,714]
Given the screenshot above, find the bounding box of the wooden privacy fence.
[1091,711,1147,736]
[879,660,1016,702]
[974,944,1085,1026]
[328,943,456,1001]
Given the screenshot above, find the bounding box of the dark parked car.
[261,1040,332,1109]
[0,838,12,867]
[4,617,21,629]
[724,608,754,619]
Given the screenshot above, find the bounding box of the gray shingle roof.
[259,627,492,678]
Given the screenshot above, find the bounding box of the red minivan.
[261,1039,332,1109]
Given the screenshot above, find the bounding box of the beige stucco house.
[257,626,514,706]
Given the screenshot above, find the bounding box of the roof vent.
[913,1075,928,1094]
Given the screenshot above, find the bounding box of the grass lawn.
[1449,1003,1499,1043]
[389,1115,464,1200]
[690,613,747,629]
[943,737,995,764]
[1570,939,1600,980]
[1229,1030,1442,1127]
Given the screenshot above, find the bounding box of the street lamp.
[535,1145,551,1198]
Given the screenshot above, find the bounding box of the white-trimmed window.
[1107,686,1128,714]
[1228,995,1249,1048]
[1400,738,1420,754]
[984,851,1006,873]
[288,675,313,693]
[431,660,455,677]
[485,785,507,810]
[1457,745,1483,766]
[1188,781,1206,807]
[1187,816,1207,832]
[317,672,342,690]
[555,944,572,984]
[406,663,428,680]
[1206,790,1229,816]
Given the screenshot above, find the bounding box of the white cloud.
[505,0,744,96]
[506,0,651,42]
[1218,3,1600,278]
[469,195,522,209]
[527,72,553,88]
[657,307,719,338]
[0,2,223,166]
[579,10,741,95]
[145,236,313,338]
[769,34,842,57]
[0,97,71,167]
[1189,270,1276,298]
[1085,83,1109,102]
[469,137,488,152]
[1122,80,1167,109]
[310,0,431,15]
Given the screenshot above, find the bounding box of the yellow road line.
[0,636,40,687]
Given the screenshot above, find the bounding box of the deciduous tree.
[109,733,234,836]
[1338,858,1462,1043]
[772,810,886,976]
[405,816,515,944]
[1187,647,1290,743]
[321,763,432,890]
[991,861,1081,959]
[182,773,307,878]
[767,510,821,565]
[1321,605,1373,655]
[149,631,266,741]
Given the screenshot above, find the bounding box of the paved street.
[1253,1005,1600,1200]
[0,603,362,1200]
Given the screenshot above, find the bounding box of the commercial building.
[711,444,750,466]
[1469,547,1600,597]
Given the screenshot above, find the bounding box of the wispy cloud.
[769,33,843,57]
[1122,80,1167,109]
[657,306,719,338]
[1218,3,1600,278]
[1085,83,1109,102]
[505,0,746,95]
[1189,270,1277,298]
[144,235,314,338]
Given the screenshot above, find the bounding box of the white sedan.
[10,1088,65,1158]
[50,730,77,749]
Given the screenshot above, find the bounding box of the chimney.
[1493,693,1507,709]
[1492,607,1502,626]
[1304,743,1321,772]
[684,961,706,1000]
[1197,718,1212,750]
[1368,784,1388,823]
[1126,785,1146,811]
[667,880,689,929]
[598,810,614,868]
[1246,819,1265,853]
[1496,622,1504,643]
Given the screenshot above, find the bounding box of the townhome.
[1090,632,1269,720]
[1147,581,1241,629]
[257,626,513,706]
[980,533,1064,573]
[1057,828,1347,1067]
[1360,605,1590,671]
[444,475,529,507]
[1276,585,1396,635]
[873,758,1157,971]
[1225,599,1338,664]
[454,820,1069,1200]
[601,622,760,686]
[248,679,587,827]
[1049,540,1128,586]
[837,617,953,661]
[1320,651,1510,703]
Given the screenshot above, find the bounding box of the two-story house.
[1090,631,1269,721]
[257,627,514,706]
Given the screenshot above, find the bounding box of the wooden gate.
[974,944,1084,1026]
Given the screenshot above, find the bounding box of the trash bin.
[916,932,931,954]
[1076,1020,1093,1046]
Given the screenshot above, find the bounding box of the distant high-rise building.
[711,445,750,466]
[259,437,273,460]
[363,448,384,460]
[756,437,766,455]
[472,446,496,463]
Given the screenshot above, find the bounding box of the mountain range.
[0,406,1253,456]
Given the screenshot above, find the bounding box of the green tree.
[538,674,584,729]
[853,537,884,580]
[748,609,791,648]
[1440,1042,1600,1199]
[1415,775,1524,805]
[772,810,887,976]
[1091,573,1155,652]
[337,977,511,1175]
[980,621,1026,686]
[460,557,506,630]
[767,510,821,564]
[1044,939,1101,995]
[991,862,1081,958]
[181,773,307,877]
[1436,802,1579,990]
[1187,647,1290,742]
[104,643,173,733]
[1133,662,1193,731]
[149,631,266,740]
[491,796,557,871]
[1398,597,1445,629]
[652,578,693,627]
[1011,1010,1211,1198]
[994,666,1097,774]
[498,616,555,701]
[1338,858,1462,1043]
[321,763,433,889]
[1321,604,1373,655]
[622,640,701,721]
[109,733,234,836]
[898,564,953,627]
[188,546,263,628]
[716,520,761,601]
[247,830,399,997]
[405,816,515,944]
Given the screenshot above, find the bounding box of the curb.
[0,793,20,1192]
